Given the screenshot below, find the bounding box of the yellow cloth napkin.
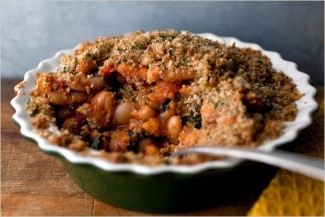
[248,90,324,216]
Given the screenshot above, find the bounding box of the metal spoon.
[172,146,324,181]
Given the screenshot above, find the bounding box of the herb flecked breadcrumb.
[26,30,302,166]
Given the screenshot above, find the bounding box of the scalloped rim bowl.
[11,32,318,175]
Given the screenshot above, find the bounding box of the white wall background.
[1,1,324,84]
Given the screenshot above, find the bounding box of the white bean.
[90,90,114,128]
[112,101,133,126]
[69,75,106,92]
[137,105,156,121]
[49,91,88,106]
[167,116,182,144]
[139,138,160,156]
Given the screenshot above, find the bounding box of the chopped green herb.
[127,129,146,153]
[257,59,264,64]
[195,105,201,112]
[90,135,102,150]
[182,57,189,63]
[163,159,171,165]
[159,100,171,112]
[127,131,135,138]
[160,34,176,39]
[30,109,37,116]
[214,99,226,108]
[168,49,175,55]
[174,96,181,102]
[160,104,170,112]
[117,47,123,54]
[135,44,144,50]
[63,66,68,73]
[85,53,96,60]
[122,156,128,162]
[184,115,202,129]
[116,58,127,66]
[187,115,196,123]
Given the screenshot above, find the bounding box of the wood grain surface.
[1,79,323,216]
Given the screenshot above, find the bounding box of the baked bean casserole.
[26,30,302,165]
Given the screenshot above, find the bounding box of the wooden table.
[1,79,323,216]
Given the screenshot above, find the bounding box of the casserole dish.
[11,32,318,212]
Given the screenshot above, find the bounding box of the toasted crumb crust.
[26,30,302,166]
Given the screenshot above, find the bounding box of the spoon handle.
[173,147,324,181]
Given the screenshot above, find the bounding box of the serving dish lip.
[11,32,318,175]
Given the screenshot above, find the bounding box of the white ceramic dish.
[11,32,318,175]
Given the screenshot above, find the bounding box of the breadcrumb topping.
[26,30,302,166]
